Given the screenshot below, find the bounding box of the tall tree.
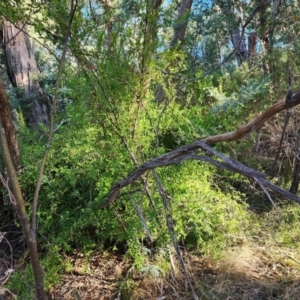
[155,0,193,103]
[170,0,193,48]
[1,20,50,127]
[99,0,115,55]
[216,0,249,65]
[140,0,163,97]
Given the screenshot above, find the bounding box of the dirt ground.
[47,246,300,300]
[2,245,300,299]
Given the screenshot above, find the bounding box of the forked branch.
[106,89,300,205]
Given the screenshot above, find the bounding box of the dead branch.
[152,170,198,300]
[0,288,17,299]
[271,109,292,175]
[106,89,300,206]
[202,90,300,144]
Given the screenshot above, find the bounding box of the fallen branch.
[106,89,300,205]
[202,89,300,144]
[0,288,17,300]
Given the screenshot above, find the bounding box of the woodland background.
[1,0,300,299]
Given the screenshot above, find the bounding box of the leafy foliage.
[210,75,269,115]
[2,0,300,297]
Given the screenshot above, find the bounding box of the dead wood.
[106,89,300,206]
[290,130,300,194]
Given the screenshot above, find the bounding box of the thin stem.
[31,0,78,235]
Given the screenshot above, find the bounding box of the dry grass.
[47,243,300,300]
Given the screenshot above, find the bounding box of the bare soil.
[44,246,300,300]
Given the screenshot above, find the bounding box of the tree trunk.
[0,84,47,300]
[248,32,257,61]
[0,79,19,170]
[230,28,248,64]
[1,20,50,127]
[126,0,163,107]
[258,1,270,74]
[170,0,193,48]
[155,0,193,103]
[290,131,300,194]
[218,0,249,66]
[140,0,163,77]
[99,0,114,55]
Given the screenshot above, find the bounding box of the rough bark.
[259,1,269,50]
[1,20,49,127]
[120,0,161,111]
[0,79,19,170]
[31,0,77,236]
[248,32,256,60]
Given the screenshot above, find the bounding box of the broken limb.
[106,88,300,206]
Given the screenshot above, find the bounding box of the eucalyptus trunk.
[1,20,50,127]
[155,0,193,103]
[218,0,249,65]
[170,0,193,48]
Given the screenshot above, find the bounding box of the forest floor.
[44,245,300,300]
[2,222,300,300]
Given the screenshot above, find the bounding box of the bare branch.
[106,89,300,206]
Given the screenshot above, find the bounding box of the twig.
[31,0,78,235]
[0,288,17,299]
[129,195,153,242]
[0,233,13,268]
[271,109,292,175]
[152,170,198,300]
[254,177,277,209]
[0,172,16,206]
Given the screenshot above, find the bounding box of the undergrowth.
[4,49,300,299]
